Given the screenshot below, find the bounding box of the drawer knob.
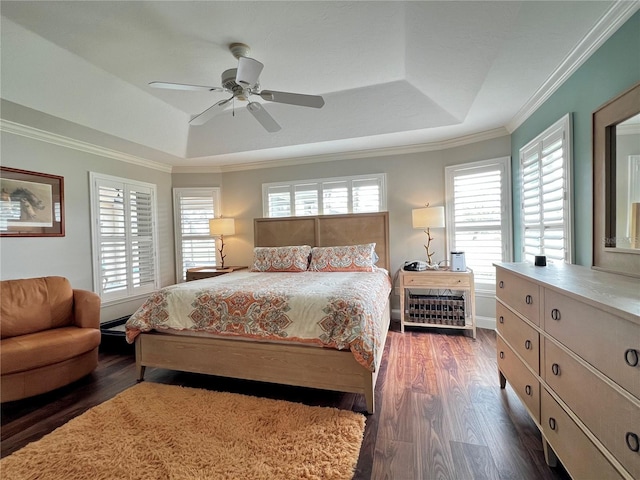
[499,316,504,324]
[525,339,532,350]
[625,348,639,367]
[525,385,532,396]
[499,280,504,288]
[626,432,640,452]
[551,363,560,376]
[525,294,533,305]
[551,308,561,321]
[549,417,557,431]
[499,351,504,359]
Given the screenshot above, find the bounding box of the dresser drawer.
[497,301,540,374]
[541,389,623,479]
[544,289,640,399]
[496,270,540,326]
[544,339,640,479]
[497,335,540,423]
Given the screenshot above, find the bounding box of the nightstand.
[399,268,476,338]
[186,265,248,282]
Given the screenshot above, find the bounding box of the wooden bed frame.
[135,212,390,413]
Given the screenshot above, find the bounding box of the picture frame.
[0,167,65,237]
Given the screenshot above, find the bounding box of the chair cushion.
[1,276,74,339]
[0,326,101,375]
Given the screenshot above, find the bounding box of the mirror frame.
[593,81,640,277]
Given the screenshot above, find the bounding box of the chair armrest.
[73,289,101,329]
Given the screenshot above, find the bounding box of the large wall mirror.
[593,81,640,277]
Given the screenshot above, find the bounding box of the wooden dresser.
[495,262,640,479]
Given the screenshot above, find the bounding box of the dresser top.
[494,262,640,324]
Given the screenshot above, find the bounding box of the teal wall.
[511,11,640,265]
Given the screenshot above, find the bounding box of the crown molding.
[506,1,640,133]
[0,119,173,173]
[171,165,223,174]
[174,127,509,174]
[2,117,508,176]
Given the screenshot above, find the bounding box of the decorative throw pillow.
[309,243,377,272]
[250,245,312,272]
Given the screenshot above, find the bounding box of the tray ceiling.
[0,1,634,169]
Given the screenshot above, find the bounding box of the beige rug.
[1,382,366,480]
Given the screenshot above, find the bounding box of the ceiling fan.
[149,43,325,132]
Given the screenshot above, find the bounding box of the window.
[445,157,512,288]
[90,173,159,304]
[173,188,221,282]
[520,114,572,263]
[263,174,386,217]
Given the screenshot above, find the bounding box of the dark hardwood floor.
[1,323,569,480]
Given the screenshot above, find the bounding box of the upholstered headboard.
[254,212,390,271]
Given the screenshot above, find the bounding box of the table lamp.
[412,206,445,266]
[209,217,235,268]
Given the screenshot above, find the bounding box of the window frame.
[89,172,160,306]
[519,113,573,264]
[445,156,513,291]
[172,187,222,283]
[262,173,387,217]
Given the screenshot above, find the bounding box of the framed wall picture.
[0,167,65,237]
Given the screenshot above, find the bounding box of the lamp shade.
[412,206,445,229]
[209,218,235,236]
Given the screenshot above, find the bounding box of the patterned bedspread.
[125,269,392,371]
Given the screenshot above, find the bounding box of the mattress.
[125,269,392,371]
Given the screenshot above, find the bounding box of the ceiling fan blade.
[189,97,233,126]
[149,81,225,92]
[236,57,264,87]
[259,90,325,108]
[247,102,281,132]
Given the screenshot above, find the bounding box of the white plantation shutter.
[263,174,386,217]
[294,184,319,216]
[352,177,381,213]
[90,174,159,303]
[445,157,512,287]
[520,114,572,263]
[322,181,349,214]
[129,188,155,290]
[98,183,127,296]
[522,147,542,255]
[173,188,221,282]
[267,185,292,217]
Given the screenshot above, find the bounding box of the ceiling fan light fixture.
[236,56,263,87]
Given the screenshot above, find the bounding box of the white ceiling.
[0,1,636,170]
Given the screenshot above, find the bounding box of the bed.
[126,212,391,413]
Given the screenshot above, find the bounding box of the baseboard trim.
[476,315,496,331]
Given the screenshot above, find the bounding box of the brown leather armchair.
[1,276,101,402]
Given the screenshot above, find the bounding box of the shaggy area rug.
[1,382,366,480]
